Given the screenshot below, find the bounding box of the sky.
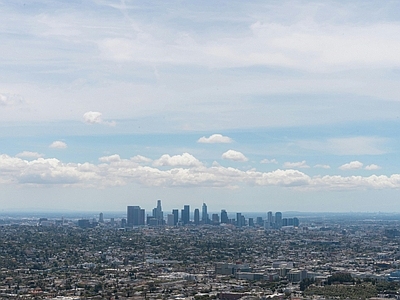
[1,0,400,214]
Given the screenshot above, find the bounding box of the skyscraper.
[275,211,282,229]
[182,205,190,225]
[201,203,208,224]
[99,212,104,223]
[267,211,273,223]
[236,213,243,227]
[127,206,145,226]
[221,209,228,224]
[152,199,164,225]
[194,208,200,225]
[172,209,179,226]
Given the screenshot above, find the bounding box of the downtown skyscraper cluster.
[126,200,299,228]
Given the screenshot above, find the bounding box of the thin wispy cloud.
[314,164,331,169]
[260,158,278,164]
[283,161,310,169]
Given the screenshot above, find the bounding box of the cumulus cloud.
[49,141,67,149]
[83,111,116,126]
[16,151,43,159]
[131,155,152,163]
[0,152,399,191]
[365,164,381,170]
[153,153,202,167]
[221,150,248,162]
[314,164,331,169]
[283,161,310,169]
[99,154,121,163]
[260,158,278,164]
[197,134,233,144]
[339,161,363,170]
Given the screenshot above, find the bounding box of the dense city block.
[2,209,400,299]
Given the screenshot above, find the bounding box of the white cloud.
[0,152,399,191]
[314,164,331,169]
[16,151,43,159]
[99,154,121,163]
[221,150,248,162]
[339,161,363,170]
[0,93,24,106]
[283,161,310,169]
[197,134,233,144]
[83,111,116,126]
[49,141,67,149]
[260,158,278,164]
[365,164,381,170]
[153,153,202,167]
[297,137,388,155]
[131,155,152,163]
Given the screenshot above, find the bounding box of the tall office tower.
[127,206,145,226]
[172,209,179,225]
[293,217,299,227]
[241,215,246,227]
[99,212,104,223]
[167,214,175,226]
[201,203,208,224]
[194,209,200,225]
[212,213,219,224]
[236,213,243,227]
[182,205,190,225]
[248,218,254,227]
[275,211,282,229]
[152,199,164,225]
[221,209,229,224]
[282,218,288,226]
[256,216,264,227]
[267,211,273,223]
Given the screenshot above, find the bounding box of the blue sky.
[1,0,400,213]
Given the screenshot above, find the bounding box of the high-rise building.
[194,209,200,225]
[212,213,219,224]
[127,206,145,226]
[201,203,208,224]
[236,213,243,227]
[248,217,254,227]
[152,199,164,225]
[172,209,179,225]
[167,214,175,226]
[221,210,229,224]
[99,212,104,223]
[267,211,273,223]
[181,205,190,225]
[256,216,264,227]
[275,211,282,229]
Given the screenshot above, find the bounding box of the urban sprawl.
[1,200,400,299]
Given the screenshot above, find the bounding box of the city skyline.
[1,1,400,212]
